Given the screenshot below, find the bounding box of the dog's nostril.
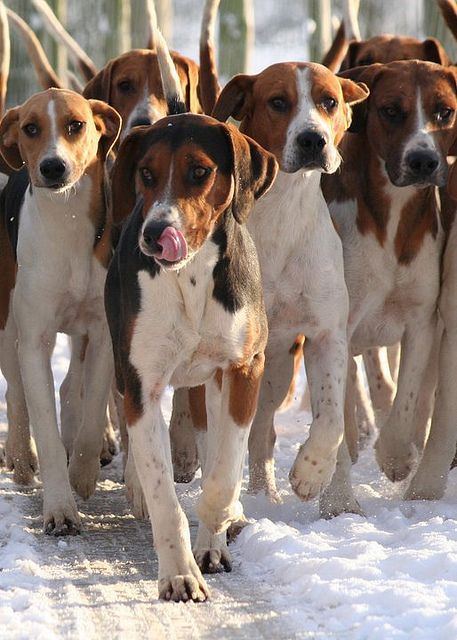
[131,118,152,128]
[407,151,439,177]
[296,131,326,153]
[40,158,67,180]
[142,221,168,247]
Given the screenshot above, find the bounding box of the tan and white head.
[213,61,369,174]
[0,88,121,192]
[342,60,457,188]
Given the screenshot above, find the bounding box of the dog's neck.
[248,167,328,254]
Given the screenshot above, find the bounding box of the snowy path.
[0,451,296,640]
[3,337,457,639]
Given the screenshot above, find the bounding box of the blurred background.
[5,0,457,108]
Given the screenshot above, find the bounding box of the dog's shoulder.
[211,211,263,314]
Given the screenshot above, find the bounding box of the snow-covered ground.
[2,337,457,639]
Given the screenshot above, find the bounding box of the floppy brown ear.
[340,41,362,72]
[111,126,152,225]
[339,64,383,133]
[0,107,23,170]
[89,99,122,160]
[212,74,255,123]
[223,123,278,224]
[423,37,450,65]
[174,53,202,113]
[83,61,114,103]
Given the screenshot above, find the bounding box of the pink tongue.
[156,226,188,262]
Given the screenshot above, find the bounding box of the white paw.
[124,453,149,520]
[197,496,243,535]
[6,437,38,486]
[319,488,365,519]
[194,528,232,574]
[68,452,100,499]
[248,460,282,503]
[43,492,81,536]
[404,471,447,502]
[375,432,418,482]
[159,573,209,602]
[289,443,337,501]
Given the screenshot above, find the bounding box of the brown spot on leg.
[228,352,265,427]
[214,368,223,391]
[124,382,143,427]
[188,385,207,431]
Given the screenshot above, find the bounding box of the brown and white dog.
[82,48,202,140]
[105,111,277,600]
[213,62,369,517]
[323,60,457,497]
[0,88,121,532]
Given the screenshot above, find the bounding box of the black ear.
[212,74,255,123]
[340,41,362,71]
[110,126,152,225]
[339,63,383,133]
[223,123,278,224]
[83,60,114,103]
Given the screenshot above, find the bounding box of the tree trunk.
[219,0,254,78]
[104,0,131,60]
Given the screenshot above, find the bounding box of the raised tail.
[199,0,221,114]
[0,1,9,116]
[145,0,158,49]
[31,0,97,82]
[154,28,186,115]
[7,8,64,91]
[438,0,457,41]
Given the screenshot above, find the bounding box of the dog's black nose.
[131,117,152,128]
[407,151,439,178]
[296,131,326,155]
[40,157,67,181]
[142,220,169,248]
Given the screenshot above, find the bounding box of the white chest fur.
[14,176,106,335]
[248,169,347,341]
[130,239,249,390]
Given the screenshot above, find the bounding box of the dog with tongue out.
[104,112,277,603]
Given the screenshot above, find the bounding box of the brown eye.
[436,107,454,122]
[190,166,211,184]
[140,166,154,185]
[118,80,134,94]
[23,123,39,137]
[380,105,405,124]
[322,97,337,112]
[269,97,289,112]
[68,120,84,135]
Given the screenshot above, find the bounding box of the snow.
[2,1,457,636]
[3,337,457,637]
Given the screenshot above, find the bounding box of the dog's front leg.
[247,340,296,502]
[60,335,85,458]
[375,318,437,482]
[15,315,80,534]
[289,329,347,501]
[68,321,114,499]
[197,354,265,544]
[0,317,37,485]
[169,387,200,483]
[128,398,208,602]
